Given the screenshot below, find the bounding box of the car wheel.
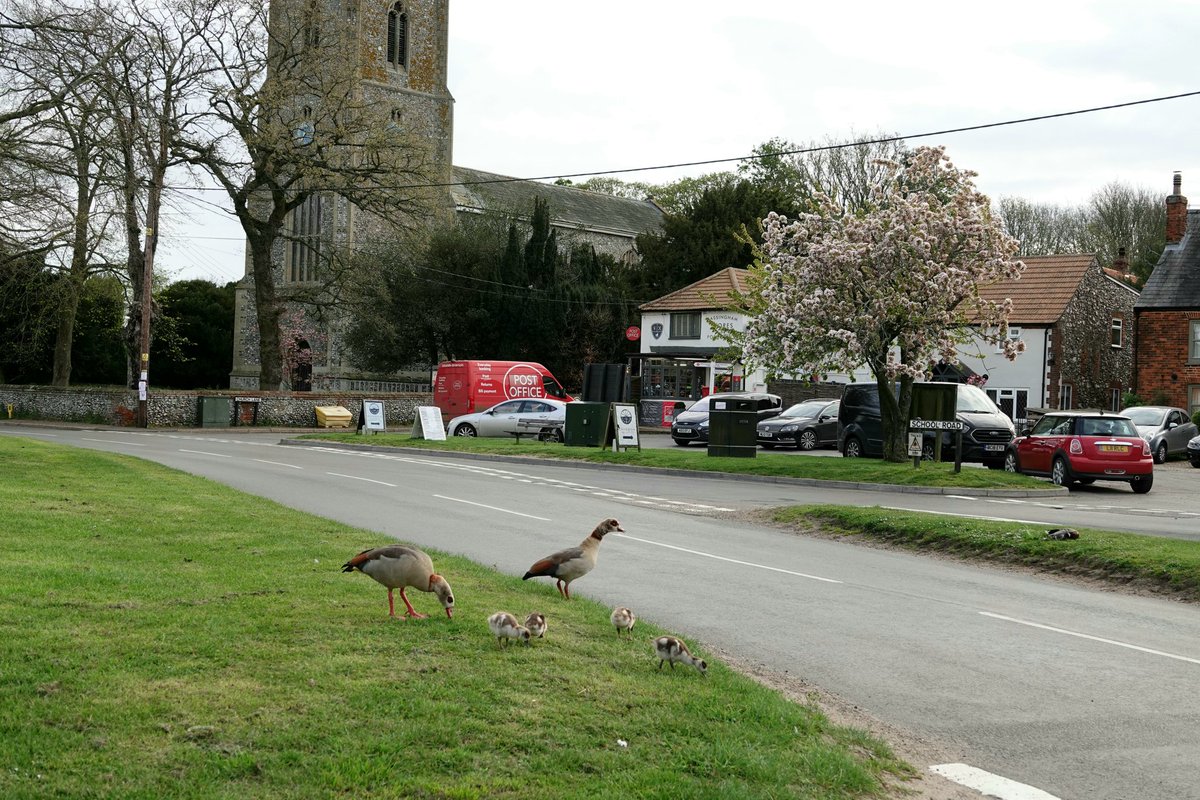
[798,430,818,451]
[1131,473,1154,494]
[453,423,477,437]
[843,436,863,458]
[921,441,937,462]
[761,443,776,450]
[673,439,689,447]
[542,427,564,443]
[1154,441,1168,465]
[1191,458,1200,469]
[1050,456,1074,487]
[1003,450,1019,473]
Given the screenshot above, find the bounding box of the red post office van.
[433,361,574,421]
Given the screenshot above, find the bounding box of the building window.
[286,194,323,283]
[386,3,407,68]
[1191,320,1200,363]
[1189,385,1200,417]
[995,325,1022,353]
[985,388,1028,425]
[669,312,701,340]
[1111,318,1123,348]
[1110,388,1121,411]
[1058,382,1073,410]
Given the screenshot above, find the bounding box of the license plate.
[1098,444,1129,453]
[761,431,774,438]
[676,426,692,433]
[984,444,1004,452]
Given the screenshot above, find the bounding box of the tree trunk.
[879,374,914,463]
[50,282,80,387]
[248,236,283,389]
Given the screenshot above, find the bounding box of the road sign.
[909,418,964,431]
[907,432,923,457]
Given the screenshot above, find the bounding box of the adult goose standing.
[342,544,455,619]
[522,518,623,599]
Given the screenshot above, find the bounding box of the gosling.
[654,636,707,676]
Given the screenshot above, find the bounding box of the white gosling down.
[488,611,531,647]
[654,636,707,676]
[524,612,547,639]
[610,606,636,637]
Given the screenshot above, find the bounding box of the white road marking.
[615,533,842,584]
[930,763,1060,799]
[83,437,146,446]
[432,494,551,520]
[980,612,1200,666]
[325,472,396,487]
[881,506,1061,526]
[253,459,302,469]
[179,449,231,458]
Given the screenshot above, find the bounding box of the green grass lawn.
[299,432,1046,490]
[0,437,914,799]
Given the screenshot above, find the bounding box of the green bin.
[565,402,610,447]
[197,396,233,428]
[707,397,757,458]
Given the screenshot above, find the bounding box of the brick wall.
[1134,310,1200,407]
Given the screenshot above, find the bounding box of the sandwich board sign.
[610,403,640,451]
[411,405,447,441]
[358,399,387,434]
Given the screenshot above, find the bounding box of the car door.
[815,400,840,444]
[1169,409,1197,454]
[1021,414,1064,473]
[478,400,524,436]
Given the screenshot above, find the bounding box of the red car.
[1003,411,1153,493]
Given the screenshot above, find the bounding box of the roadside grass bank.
[301,432,1045,490]
[0,437,915,799]
[767,505,1200,602]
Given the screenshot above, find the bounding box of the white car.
[446,398,568,440]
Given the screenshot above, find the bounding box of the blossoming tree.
[734,146,1026,462]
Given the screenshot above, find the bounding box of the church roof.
[977,254,1098,325]
[639,268,750,312]
[1136,209,1200,309]
[450,166,664,239]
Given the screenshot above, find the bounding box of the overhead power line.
[168,90,1200,193]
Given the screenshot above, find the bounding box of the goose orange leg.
[399,588,427,619]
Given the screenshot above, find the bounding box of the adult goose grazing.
[341,545,455,619]
[522,518,624,599]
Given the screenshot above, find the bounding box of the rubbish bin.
[564,402,610,447]
[314,405,353,428]
[707,397,757,458]
[197,396,233,428]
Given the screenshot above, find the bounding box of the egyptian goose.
[341,544,455,619]
[610,606,636,637]
[488,611,531,647]
[522,518,624,599]
[524,612,547,639]
[654,636,707,676]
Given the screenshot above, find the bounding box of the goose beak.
[445,607,454,619]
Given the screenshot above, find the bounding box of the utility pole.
[137,162,164,428]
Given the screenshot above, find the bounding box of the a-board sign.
[359,399,386,433]
[611,403,640,451]
[411,405,447,441]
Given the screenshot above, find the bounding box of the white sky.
[156,0,1200,284]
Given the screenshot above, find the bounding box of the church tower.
[230,0,454,391]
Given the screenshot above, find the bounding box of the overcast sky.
[157,0,1200,284]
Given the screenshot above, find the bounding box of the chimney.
[1167,171,1188,244]
[1113,246,1128,273]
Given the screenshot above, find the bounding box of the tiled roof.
[1136,208,1200,309]
[450,166,664,238]
[638,267,750,312]
[978,254,1097,324]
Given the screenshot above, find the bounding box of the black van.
[837,381,1015,468]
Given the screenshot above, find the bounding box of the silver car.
[447,398,568,439]
[1119,406,1199,464]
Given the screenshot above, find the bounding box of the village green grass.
[300,431,1043,489]
[0,437,914,800]
[302,433,1200,602]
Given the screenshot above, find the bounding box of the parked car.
[446,398,568,440]
[1003,410,1153,493]
[671,392,783,446]
[837,381,1015,467]
[1189,434,1200,468]
[756,399,840,450]
[1118,406,1199,464]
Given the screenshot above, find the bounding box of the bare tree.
[994,196,1086,257]
[172,0,439,389]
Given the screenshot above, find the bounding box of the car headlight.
[780,424,799,433]
[1141,432,1153,442]
[698,422,709,431]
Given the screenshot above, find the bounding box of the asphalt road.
[6,424,1200,800]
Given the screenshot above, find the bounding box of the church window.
[386,3,407,68]
[286,194,323,283]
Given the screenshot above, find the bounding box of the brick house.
[957,254,1140,422]
[1134,174,1200,415]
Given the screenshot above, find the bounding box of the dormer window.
[386,3,407,68]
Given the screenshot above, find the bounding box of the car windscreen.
[780,401,828,418]
[956,384,1001,413]
[1121,407,1166,426]
[684,398,711,414]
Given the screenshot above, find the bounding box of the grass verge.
[767,505,1200,602]
[300,432,1045,490]
[0,437,914,799]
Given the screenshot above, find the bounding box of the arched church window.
[386,3,407,68]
